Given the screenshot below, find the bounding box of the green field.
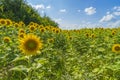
[0,18,120,80]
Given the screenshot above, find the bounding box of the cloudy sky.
[27,0,120,29]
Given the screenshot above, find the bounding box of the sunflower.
[29,22,34,25]
[19,34,43,55]
[40,28,46,33]
[29,25,36,32]
[6,19,12,26]
[0,19,6,26]
[14,23,20,28]
[68,36,72,40]
[112,31,116,36]
[112,44,120,53]
[55,29,61,33]
[91,34,96,38]
[19,21,25,27]
[18,33,25,39]
[19,29,25,34]
[3,37,11,43]
[39,25,44,28]
[52,28,56,32]
[85,33,89,37]
[47,38,54,43]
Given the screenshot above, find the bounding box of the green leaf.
[9,65,27,72]
[92,68,100,73]
[12,56,28,62]
[97,47,105,52]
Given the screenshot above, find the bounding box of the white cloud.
[32,4,45,10]
[113,12,120,16]
[59,9,66,13]
[46,5,51,9]
[106,11,110,14]
[113,6,120,11]
[99,14,114,22]
[28,3,51,10]
[107,20,120,28]
[84,7,96,15]
[77,10,81,12]
[59,23,80,30]
[59,20,120,30]
[54,18,62,23]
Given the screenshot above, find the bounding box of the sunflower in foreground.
[112,44,120,53]
[19,34,43,55]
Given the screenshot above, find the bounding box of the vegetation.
[0,0,58,27]
[0,18,120,80]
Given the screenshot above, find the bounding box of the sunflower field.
[0,18,120,80]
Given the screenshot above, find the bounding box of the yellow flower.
[47,38,54,43]
[14,23,20,28]
[91,34,96,38]
[19,34,43,55]
[85,33,89,37]
[19,21,25,27]
[55,29,61,33]
[52,28,56,32]
[67,36,72,40]
[29,22,34,25]
[0,19,6,26]
[3,37,11,43]
[112,31,116,36]
[6,19,12,26]
[29,25,36,32]
[40,28,45,33]
[18,33,25,39]
[19,29,25,34]
[112,44,120,53]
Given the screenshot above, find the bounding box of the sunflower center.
[25,39,37,50]
[1,21,5,24]
[41,29,44,32]
[19,34,24,38]
[115,46,120,51]
[4,38,10,42]
[15,24,19,28]
[30,27,35,30]
[6,21,10,25]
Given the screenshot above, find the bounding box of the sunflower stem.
[27,55,32,80]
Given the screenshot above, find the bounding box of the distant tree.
[0,0,58,27]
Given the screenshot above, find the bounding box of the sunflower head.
[19,34,43,55]
[14,23,20,28]
[55,29,61,33]
[29,22,34,25]
[3,37,11,43]
[67,36,72,40]
[52,28,56,32]
[85,33,89,37]
[19,29,25,34]
[91,34,96,38]
[0,19,6,26]
[112,31,116,36]
[6,19,12,26]
[18,33,25,39]
[40,28,45,33]
[47,38,54,43]
[19,21,25,27]
[29,25,36,32]
[112,44,120,53]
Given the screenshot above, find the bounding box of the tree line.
[0,0,58,27]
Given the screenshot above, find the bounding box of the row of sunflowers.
[0,18,120,80]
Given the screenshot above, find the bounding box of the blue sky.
[27,0,120,29]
